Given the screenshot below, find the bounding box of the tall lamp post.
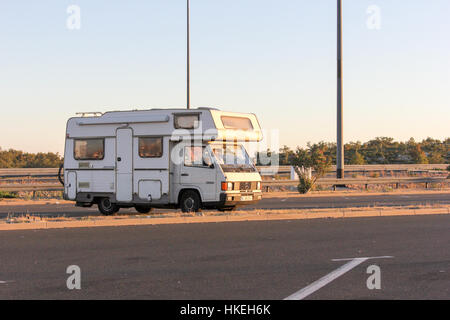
[187,0,191,109]
[337,0,344,179]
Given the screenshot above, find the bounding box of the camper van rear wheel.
[97,197,118,216]
[180,191,201,213]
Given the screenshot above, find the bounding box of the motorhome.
[61,108,263,215]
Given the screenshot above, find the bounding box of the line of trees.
[1,137,449,168]
[0,148,63,168]
[256,137,450,166]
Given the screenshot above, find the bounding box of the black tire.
[97,197,118,216]
[135,206,152,214]
[57,163,64,186]
[180,190,201,213]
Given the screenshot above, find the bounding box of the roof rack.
[197,107,220,110]
[75,112,103,117]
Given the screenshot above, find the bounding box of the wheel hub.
[102,199,112,209]
[185,197,194,210]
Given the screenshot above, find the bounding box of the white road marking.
[284,256,393,300]
[284,258,368,300]
[332,256,393,262]
[281,199,287,202]
[0,280,14,284]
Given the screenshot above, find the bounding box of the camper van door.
[179,145,217,201]
[116,128,133,202]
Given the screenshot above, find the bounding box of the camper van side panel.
[63,136,116,198]
[133,136,170,203]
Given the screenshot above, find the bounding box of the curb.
[1,206,449,231]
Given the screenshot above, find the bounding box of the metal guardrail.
[1,178,448,193]
[0,164,448,178]
[257,164,449,174]
[0,184,63,192]
[0,168,59,178]
[263,177,449,186]
[0,166,448,192]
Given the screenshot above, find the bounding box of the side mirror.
[203,153,214,168]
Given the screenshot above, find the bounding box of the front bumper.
[219,191,262,206]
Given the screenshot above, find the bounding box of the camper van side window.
[74,139,104,160]
[184,146,212,167]
[221,116,253,130]
[174,114,200,129]
[139,137,163,158]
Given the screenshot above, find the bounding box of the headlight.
[257,181,261,190]
[221,181,234,191]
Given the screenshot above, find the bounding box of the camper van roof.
[66,108,262,142]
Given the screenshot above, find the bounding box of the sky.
[0,0,449,155]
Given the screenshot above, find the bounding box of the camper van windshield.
[210,144,256,173]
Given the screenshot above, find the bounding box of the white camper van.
[61,108,263,215]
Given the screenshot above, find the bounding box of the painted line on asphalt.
[332,255,393,262]
[0,280,14,284]
[284,256,393,300]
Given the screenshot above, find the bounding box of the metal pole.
[337,0,344,179]
[187,0,191,109]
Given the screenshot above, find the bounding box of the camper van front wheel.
[180,191,201,213]
[97,198,119,216]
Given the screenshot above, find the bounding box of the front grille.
[239,182,252,190]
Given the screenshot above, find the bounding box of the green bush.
[297,176,315,194]
[0,148,63,168]
[256,137,449,166]
[0,191,18,199]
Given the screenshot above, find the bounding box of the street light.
[185,1,345,167]
[187,0,191,109]
[337,0,344,179]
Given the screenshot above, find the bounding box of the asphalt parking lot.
[0,214,449,299]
